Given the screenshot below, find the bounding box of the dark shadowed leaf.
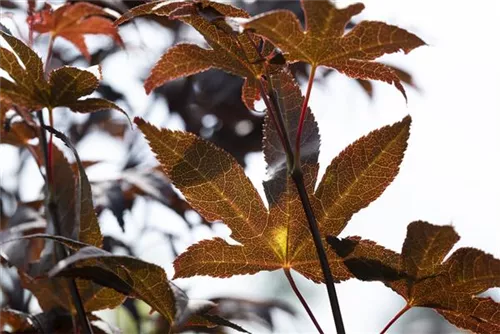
[329,221,500,333]
[47,242,177,330]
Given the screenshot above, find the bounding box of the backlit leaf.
[0,32,126,119]
[0,31,49,110]
[31,2,123,60]
[117,0,268,110]
[136,69,411,283]
[314,116,411,236]
[244,0,425,98]
[330,221,500,333]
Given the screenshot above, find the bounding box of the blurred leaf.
[0,205,46,270]
[244,0,426,99]
[31,2,123,60]
[209,297,295,331]
[0,309,34,332]
[0,121,37,148]
[0,307,114,334]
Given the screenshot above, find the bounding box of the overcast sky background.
[2,0,500,333]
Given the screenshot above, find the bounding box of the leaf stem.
[258,79,288,154]
[295,65,316,166]
[380,304,411,334]
[44,34,55,183]
[47,108,54,184]
[36,111,94,334]
[284,268,324,334]
[290,167,345,334]
[242,29,344,333]
[45,35,55,72]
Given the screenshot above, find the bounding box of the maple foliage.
[135,67,411,283]
[328,221,500,333]
[30,2,123,60]
[116,0,270,110]
[3,0,497,333]
[0,31,126,118]
[244,0,425,99]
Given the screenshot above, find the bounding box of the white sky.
[2,0,500,333]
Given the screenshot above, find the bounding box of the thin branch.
[36,111,94,334]
[295,65,317,165]
[290,167,345,334]
[284,268,324,334]
[380,304,411,334]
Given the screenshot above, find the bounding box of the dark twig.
[290,167,345,334]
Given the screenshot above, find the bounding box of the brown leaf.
[11,234,177,331]
[0,32,126,119]
[0,121,38,147]
[48,244,177,330]
[136,70,411,283]
[244,0,425,99]
[0,309,33,332]
[330,221,500,333]
[31,2,123,60]
[117,0,268,110]
[313,116,411,236]
[0,31,49,110]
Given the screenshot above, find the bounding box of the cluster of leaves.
[1,0,498,333]
[0,1,295,333]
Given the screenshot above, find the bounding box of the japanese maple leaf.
[30,2,123,60]
[244,0,426,99]
[116,0,270,110]
[0,31,126,118]
[136,68,411,283]
[328,221,500,333]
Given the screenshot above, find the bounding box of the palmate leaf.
[328,221,500,333]
[244,0,426,99]
[136,68,411,283]
[0,31,127,119]
[30,2,123,60]
[116,0,269,110]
